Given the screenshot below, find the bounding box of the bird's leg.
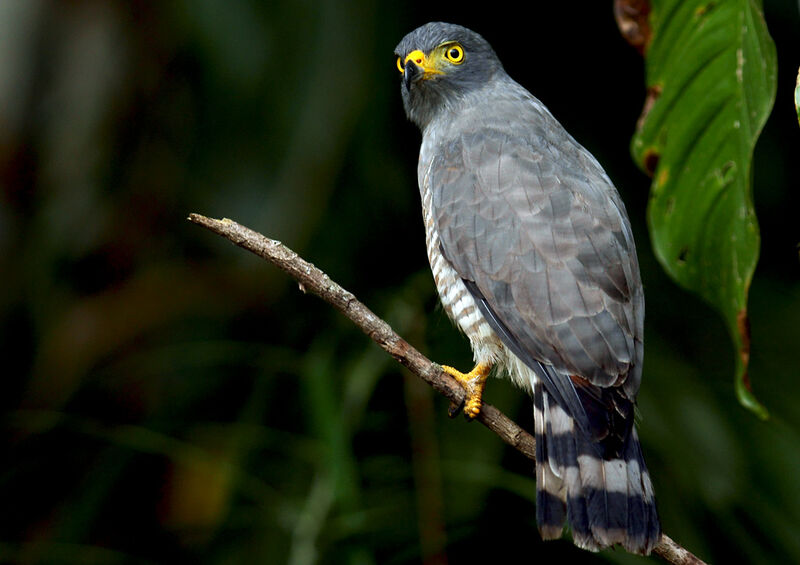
[441,362,492,419]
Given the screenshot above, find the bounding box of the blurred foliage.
[631,0,776,418]
[0,1,798,564]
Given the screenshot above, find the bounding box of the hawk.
[395,22,660,554]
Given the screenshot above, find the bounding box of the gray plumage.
[396,22,659,554]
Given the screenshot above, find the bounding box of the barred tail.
[533,376,661,554]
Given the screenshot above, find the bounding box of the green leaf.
[795,66,800,126]
[631,0,776,418]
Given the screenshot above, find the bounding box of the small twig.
[188,213,707,565]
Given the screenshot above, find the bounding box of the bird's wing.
[429,102,643,446]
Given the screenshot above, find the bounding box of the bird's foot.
[441,362,491,420]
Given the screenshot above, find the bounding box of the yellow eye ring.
[396,56,404,73]
[444,44,464,64]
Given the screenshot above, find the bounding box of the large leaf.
[629,0,777,417]
[795,66,800,126]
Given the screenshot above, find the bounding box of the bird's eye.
[396,56,404,73]
[444,44,464,64]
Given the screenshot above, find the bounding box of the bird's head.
[394,22,503,129]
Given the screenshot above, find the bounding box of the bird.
[394,22,661,554]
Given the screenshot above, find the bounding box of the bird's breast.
[419,153,503,365]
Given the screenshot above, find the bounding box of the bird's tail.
[532,375,661,554]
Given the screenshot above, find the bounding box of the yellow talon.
[441,362,492,419]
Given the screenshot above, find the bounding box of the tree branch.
[188,213,706,565]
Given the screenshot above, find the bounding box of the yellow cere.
[404,49,427,69]
[396,49,445,79]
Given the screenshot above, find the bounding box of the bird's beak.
[403,60,420,89]
[402,49,442,88]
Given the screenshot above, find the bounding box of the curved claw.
[447,400,464,419]
[441,362,492,419]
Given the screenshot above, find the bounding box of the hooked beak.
[401,49,442,89]
[403,59,420,89]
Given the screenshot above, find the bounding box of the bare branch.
[654,534,706,565]
[188,213,706,565]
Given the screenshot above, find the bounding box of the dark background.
[1,1,799,563]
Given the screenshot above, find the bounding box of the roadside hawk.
[395,22,660,554]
